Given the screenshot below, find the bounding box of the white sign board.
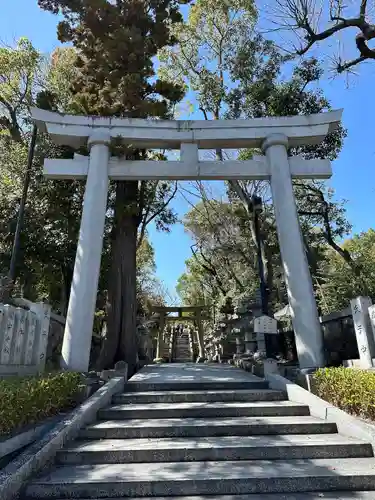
[350,296,374,369]
[254,315,278,335]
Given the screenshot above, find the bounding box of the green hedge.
[313,367,375,421]
[0,372,82,437]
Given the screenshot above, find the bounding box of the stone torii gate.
[151,305,208,362]
[31,107,342,372]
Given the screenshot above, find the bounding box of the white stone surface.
[0,301,51,375]
[61,131,110,372]
[180,143,199,164]
[64,433,363,452]
[28,457,375,483]
[263,134,324,369]
[32,107,342,149]
[256,332,266,352]
[0,305,15,364]
[130,363,262,383]
[254,315,278,335]
[44,156,332,181]
[12,307,25,365]
[24,311,36,365]
[30,302,51,373]
[368,303,375,350]
[350,296,374,369]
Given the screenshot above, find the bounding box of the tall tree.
[160,0,349,315]
[0,40,86,311]
[0,38,41,143]
[0,40,171,371]
[38,0,186,374]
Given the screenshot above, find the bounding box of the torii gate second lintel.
[31,108,343,373]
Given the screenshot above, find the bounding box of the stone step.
[56,434,373,465]
[53,494,375,500]
[25,458,375,498]
[113,389,286,404]
[98,401,310,420]
[80,416,337,439]
[124,380,269,392]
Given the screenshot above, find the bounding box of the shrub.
[0,372,83,437]
[313,367,375,421]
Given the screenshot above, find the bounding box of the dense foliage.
[313,367,375,421]
[0,39,171,371]
[317,229,375,313]
[0,372,82,436]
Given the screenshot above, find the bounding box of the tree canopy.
[0,39,171,371]
[159,0,354,324]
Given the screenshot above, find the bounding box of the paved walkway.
[129,363,261,385]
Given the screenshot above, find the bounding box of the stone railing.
[0,299,51,376]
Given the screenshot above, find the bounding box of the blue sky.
[2,1,375,298]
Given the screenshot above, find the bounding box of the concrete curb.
[266,372,375,450]
[0,376,124,500]
[0,416,63,461]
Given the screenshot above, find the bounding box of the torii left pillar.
[61,131,110,372]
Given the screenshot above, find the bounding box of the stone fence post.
[350,296,374,369]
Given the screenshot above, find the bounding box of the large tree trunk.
[96,180,139,376]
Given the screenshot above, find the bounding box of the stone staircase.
[174,329,193,362]
[24,364,375,499]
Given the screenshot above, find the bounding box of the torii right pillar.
[263,134,324,369]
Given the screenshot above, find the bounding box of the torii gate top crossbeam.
[31,108,342,149]
[150,305,209,322]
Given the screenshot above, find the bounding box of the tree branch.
[145,181,178,226]
[191,244,228,296]
[222,254,245,291]
[199,107,209,120]
[356,31,375,60]
[360,0,367,19]
[297,17,362,55]
[298,184,362,276]
[137,181,178,249]
[0,96,23,143]
[337,55,368,73]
